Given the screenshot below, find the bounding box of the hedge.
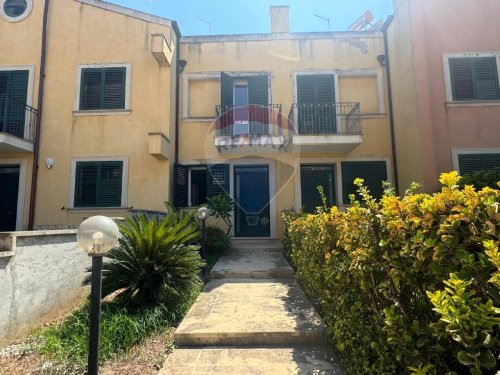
[283,172,499,375]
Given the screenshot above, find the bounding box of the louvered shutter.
[458,153,500,175]
[207,164,230,197]
[450,57,500,101]
[75,161,122,207]
[173,163,188,208]
[80,69,103,110]
[221,72,233,107]
[103,68,126,109]
[0,71,28,138]
[98,162,122,207]
[248,75,269,135]
[342,161,387,204]
[297,75,335,134]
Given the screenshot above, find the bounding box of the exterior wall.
[389,0,500,192]
[179,32,393,237]
[0,230,90,346]
[0,0,44,229]
[24,0,177,228]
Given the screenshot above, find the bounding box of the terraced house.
[1,0,499,236]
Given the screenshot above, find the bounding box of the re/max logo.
[216,135,291,152]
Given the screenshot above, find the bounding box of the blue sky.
[108,0,393,36]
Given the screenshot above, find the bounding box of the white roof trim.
[77,0,172,27]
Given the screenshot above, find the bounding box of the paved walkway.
[160,240,343,375]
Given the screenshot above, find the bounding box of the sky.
[107,0,394,36]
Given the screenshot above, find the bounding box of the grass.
[31,284,201,374]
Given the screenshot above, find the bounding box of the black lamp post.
[197,206,210,278]
[76,216,119,375]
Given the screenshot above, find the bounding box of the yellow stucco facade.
[0,1,395,238]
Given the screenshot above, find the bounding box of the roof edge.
[77,0,172,27]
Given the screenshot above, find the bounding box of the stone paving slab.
[211,249,294,279]
[159,347,343,375]
[175,279,326,346]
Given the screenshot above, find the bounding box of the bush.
[205,226,231,256]
[99,211,204,307]
[458,168,500,190]
[283,172,499,375]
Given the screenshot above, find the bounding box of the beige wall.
[389,0,500,192]
[179,32,393,237]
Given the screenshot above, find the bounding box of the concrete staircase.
[160,240,343,375]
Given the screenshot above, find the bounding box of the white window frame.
[0,0,33,22]
[74,63,132,115]
[443,52,500,105]
[294,156,392,211]
[451,148,500,174]
[69,156,129,209]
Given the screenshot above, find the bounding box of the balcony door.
[0,70,29,138]
[296,74,336,134]
[233,80,249,136]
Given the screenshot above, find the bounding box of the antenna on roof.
[314,14,331,31]
[198,18,213,35]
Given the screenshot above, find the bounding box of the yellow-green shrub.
[283,172,499,375]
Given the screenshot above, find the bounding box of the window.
[74,161,123,207]
[77,65,130,111]
[1,0,32,22]
[341,161,387,204]
[0,70,29,138]
[458,153,500,175]
[174,163,229,208]
[300,164,336,213]
[447,55,500,101]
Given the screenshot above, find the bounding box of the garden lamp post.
[77,215,119,375]
[197,206,210,278]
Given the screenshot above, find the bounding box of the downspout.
[28,0,50,230]
[381,15,400,196]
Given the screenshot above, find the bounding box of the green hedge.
[283,172,499,375]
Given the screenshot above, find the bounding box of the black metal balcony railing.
[215,104,283,136]
[0,94,38,142]
[288,102,361,135]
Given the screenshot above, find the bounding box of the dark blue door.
[0,166,20,231]
[234,166,270,237]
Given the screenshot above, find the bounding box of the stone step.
[159,347,343,375]
[211,249,294,279]
[231,239,283,251]
[175,279,326,347]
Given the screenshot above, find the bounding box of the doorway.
[0,165,20,231]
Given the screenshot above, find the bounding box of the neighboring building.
[176,6,393,237]
[0,0,179,230]
[387,0,500,192]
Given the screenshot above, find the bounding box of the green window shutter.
[207,164,230,197]
[450,57,500,101]
[341,161,387,204]
[103,68,126,109]
[297,75,316,104]
[173,163,188,208]
[458,153,500,175]
[297,75,334,103]
[248,75,268,106]
[300,164,336,213]
[221,72,233,107]
[80,67,126,110]
[0,70,28,138]
[7,71,29,103]
[74,161,122,207]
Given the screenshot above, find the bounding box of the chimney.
[270,6,289,33]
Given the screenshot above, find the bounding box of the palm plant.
[99,211,204,307]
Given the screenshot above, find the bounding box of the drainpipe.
[381,15,400,196]
[28,0,50,230]
[171,21,184,164]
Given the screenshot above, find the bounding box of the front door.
[234,165,270,237]
[0,165,20,231]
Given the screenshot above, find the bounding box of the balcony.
[214,104,286,154]
[0,94,38,153]
[288,102,363,153]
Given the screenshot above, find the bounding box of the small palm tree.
[100,211,204,307]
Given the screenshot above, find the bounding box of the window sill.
[182,117,216,123]
[0,251,15,258]
[73,110,131,117]
[446,101,500,108]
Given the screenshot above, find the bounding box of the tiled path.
[159,240,343,375]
